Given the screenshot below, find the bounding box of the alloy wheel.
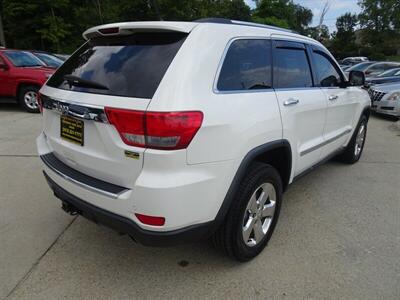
[242,182,277,247]
[24,91,39,110]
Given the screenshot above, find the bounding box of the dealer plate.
[60,115,84,146]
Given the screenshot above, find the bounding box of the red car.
[0,49,55,112]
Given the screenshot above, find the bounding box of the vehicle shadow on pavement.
[0,103,22,112]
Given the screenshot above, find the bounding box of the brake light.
[135,213,165,226]
[105,108,203,150]
[37,92,43,114]
[99,27,119,35]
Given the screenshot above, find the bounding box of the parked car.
[31,51,64,68]
[365,67,400,87]
[53,54,70,61]
[344,61,376,77]
[0,49,55,112]
[345,61,400,78]
[37,20,370,261]
[339,56,369,69]
[369,82,400,117]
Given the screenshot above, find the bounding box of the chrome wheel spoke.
[253,219,264,243]
[261,201,276,218]
[246,193,258,213]
[242,216,256,242]
[257,190,267,207]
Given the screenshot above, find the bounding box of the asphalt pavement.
[1,103,399,299]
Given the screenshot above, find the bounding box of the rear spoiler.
[83,21,197,40]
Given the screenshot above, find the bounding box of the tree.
[252,0,313,34]
[329,13,358,58]
[358,0,400,58]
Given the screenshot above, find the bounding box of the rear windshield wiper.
[64,75,109,90]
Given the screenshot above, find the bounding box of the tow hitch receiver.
[61,202,80,216]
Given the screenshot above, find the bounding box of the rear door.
[40,31,188,188]
[272,40,327,175]
[309,47,356,157]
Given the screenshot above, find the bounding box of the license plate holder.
[60,115,84,146]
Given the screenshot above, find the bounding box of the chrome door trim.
[300,129,352,156]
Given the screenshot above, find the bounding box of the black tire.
[18,85,40,113]
[337,115,368,164]
[212,162,282,262]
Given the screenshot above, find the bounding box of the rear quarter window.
[47,32,187,99]
[217,39,272,91]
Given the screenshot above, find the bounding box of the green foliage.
[357,0,400,58]
[252,0,312,34]
[0,0,252,53]
[0,0,398,61]
[329,13,358,59]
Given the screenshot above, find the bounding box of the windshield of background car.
[3,51,45,67]
[377,68,400,77]
[34,53,63,68]
[46,32,187,99]
[348,62,375,72]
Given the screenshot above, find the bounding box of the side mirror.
[0,63,9,71]
[348,70,365,86]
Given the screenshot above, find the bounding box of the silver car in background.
[369,82,400,117]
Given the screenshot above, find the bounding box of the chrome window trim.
[212,36,273,94]
[300,129,352,156]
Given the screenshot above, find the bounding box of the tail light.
[37,92,43,114]
[135,213,165,226]
[105,108,203,150]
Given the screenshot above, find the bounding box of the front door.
[272,40,328,176]
[309,47,356,157]
[0,55,13,97]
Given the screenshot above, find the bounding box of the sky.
[244,0,361,33]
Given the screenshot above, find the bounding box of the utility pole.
[0,9,5,47]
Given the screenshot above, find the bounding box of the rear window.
[47,32,187,99]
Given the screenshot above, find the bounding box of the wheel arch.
[214,140,292,226]
[16,82,41,103]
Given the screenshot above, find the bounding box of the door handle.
[328,95,339,101]
[283,98,299,106]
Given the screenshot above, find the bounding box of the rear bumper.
[44,172,215,246]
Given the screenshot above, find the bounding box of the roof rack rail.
[194,18,297,34]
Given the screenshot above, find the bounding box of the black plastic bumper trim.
[40,153,129,198]
[43,172,215,246]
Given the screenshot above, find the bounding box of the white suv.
[37,19,370,261]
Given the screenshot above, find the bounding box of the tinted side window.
[273,47,313,88]
[313,51,342,87]
[217,39,271,91]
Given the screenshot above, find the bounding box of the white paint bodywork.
[37,21,371,232]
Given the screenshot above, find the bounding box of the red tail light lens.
[105,108,203,150]
[105,108,146,147]
[135,213,165,226]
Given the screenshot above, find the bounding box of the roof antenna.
[149,0,163,21]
